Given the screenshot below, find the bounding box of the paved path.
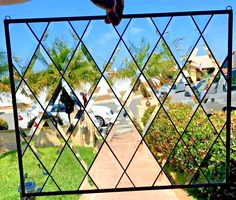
[81,116,192,200]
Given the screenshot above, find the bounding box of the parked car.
[48,102,114,127]
[159,83,171,95]
[202,69,236,113]
[90,105,114,126]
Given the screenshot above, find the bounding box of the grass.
[0,146,95,199]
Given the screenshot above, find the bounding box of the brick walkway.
[81,124,192,200]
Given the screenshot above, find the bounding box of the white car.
[90,105,114,126]
[203,70,236,113]
[48,103,114,127]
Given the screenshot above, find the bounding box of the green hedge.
[142,102,236,199]
[0,117,8,130]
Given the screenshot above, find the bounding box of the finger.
[105,16,111,24]
[104,0,116,9]
[115,0,124,20]
[107,10,120,26]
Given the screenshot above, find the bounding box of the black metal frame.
[4,9,233,198]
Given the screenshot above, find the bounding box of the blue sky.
[0,0,235,70]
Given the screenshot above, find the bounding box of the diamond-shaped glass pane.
[183,107,218,165]
[23,46,61,109]
[82,20,120,70]
[68,112,104,170]
[24,116,66,173]
[106,109,141,168]
[203,14,228,66]
[22,147,50,193]
[163,16,200,68]
[10,23,39,76]
[124,75,160,135]
[143,39,179,103]
[64,43,101,101]
[16,81,44,130]
[122,18,159,69]
[41,22,79,72]
[198,137,226,183]
[88,143,124,189]
[163,140,198,185]
[86,77,121,135]
[126,143,161,187]
[104,41,140,105]
[50,145,86,191]
[144,108,180,167]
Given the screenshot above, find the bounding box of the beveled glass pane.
[203,14,228,66]
[68,112,104,170]
[163,140,198,185]
[185,37,221,108]
[82,20,120,70]
[143,39,179,103]
[104,41,140,105]
[16,81,43,131]
[122,18,159,69]
[124,75,160,135]
[64,43,101,102]
[9,23,39,76]
[199,138,226,183]
[126,143,161,187]
[50,145,86,191]
[164,74,197,133]
[163,16,200,68]
[22,147,49,193]
[106,109,141,169]
[144,108,180,167]
[88,143,124,189]
[41,22,79,72]
[183,107,218,165]
[86,77,121,137]
[25,116,66,173]
[23,46,61,109]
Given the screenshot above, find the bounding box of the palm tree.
[0,50,10,92]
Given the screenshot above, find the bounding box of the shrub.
[142,102,236,198]
[141,105,156,126]
[0,117,8,130]
[140,83,151,98]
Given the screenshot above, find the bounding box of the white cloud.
[130,27,143,34]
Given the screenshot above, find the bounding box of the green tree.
[0,50,10,92]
